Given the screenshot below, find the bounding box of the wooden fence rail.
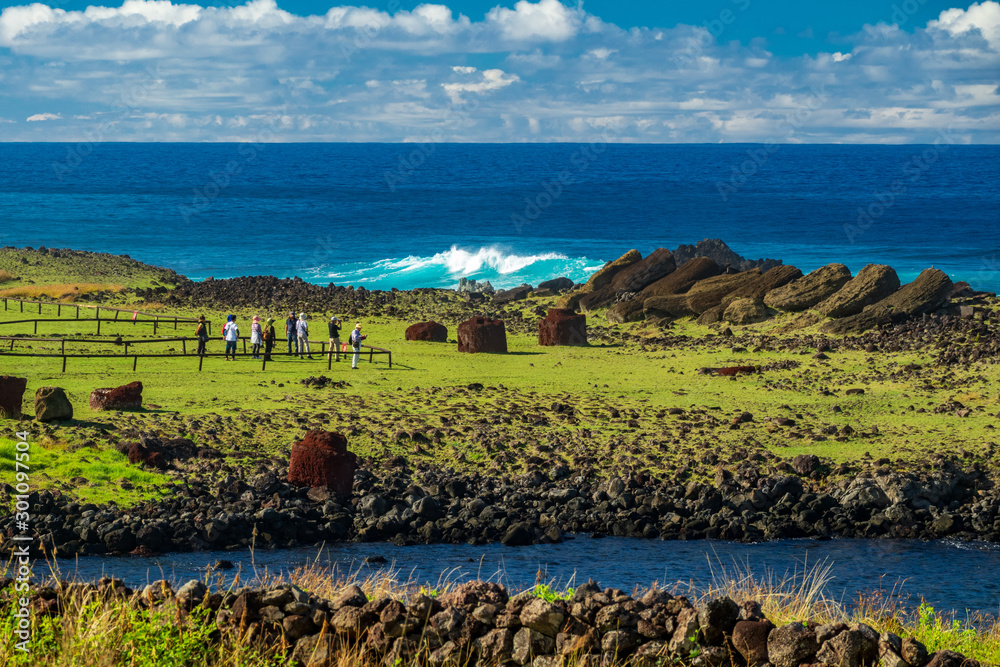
[0,297,210,334]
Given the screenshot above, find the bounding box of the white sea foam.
[308,245,599,290]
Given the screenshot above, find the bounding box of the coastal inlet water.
[1,143,998,292]
[42,537,1000,619]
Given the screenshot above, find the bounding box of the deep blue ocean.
[1,143,998,292]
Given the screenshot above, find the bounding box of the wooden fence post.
[97,320,101,336]
[33,321,37,335]
[62,356,67,373]
[133,356,138,372]
[199,355,204,372]
[57,304,61,316]
[154,317,158,334]
[182,340,186,355]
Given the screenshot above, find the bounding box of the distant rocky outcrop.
[672,239,782,272]
[558,250,641,310]
[457,278,494,294]
[493,284,533,304]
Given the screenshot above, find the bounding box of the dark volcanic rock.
[672,239,782,272]
[494,284,533,304]
[815,264,901,318]
[538,309,587,346]
[457,316,508,354]
[34,386,73,422]
[764,263,853,311]
[768,622,819,667]
[89,381,143,411]
[559,250,641,310]
[405,321,448,343]
[0,376,27,419]
[538,276,574,293]
[288,430,358,498]
[640,257,723,300]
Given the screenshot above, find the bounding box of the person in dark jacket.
[328,316,342,362]
[285,311,298,356]
[195,315,209,357]
[263,317,276,361]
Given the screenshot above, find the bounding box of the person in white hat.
[296,312,312,359]
[349,322,367,369]
[328,316,342,362]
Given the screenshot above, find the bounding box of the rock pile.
[405,321,448,342]
[538,309,587,346]
[89,381,143,411]
[1,578,975,667]
[457,317,507,354]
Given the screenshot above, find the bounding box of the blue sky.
[0,0,997,141]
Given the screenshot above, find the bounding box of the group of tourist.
[195,313,368,368]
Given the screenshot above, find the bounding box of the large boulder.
[821,268,953,335]
[721,265,803,305]
[732,620,774,664]
[686,269,761,314]
[557,250,641,309]
[643,295,696,319]
[457,316,507,353]
[764,263,852,311]
[494,284,533,304]
[606,299,645,324]
[89,381,143,411]
[34,387,73,422]
[815,264,901,318]
[288,430,358,498]
[538,277,574,293]
[723,297,770,325]
[768,622,819,667]
[0,376,27,419]
[405,321,448,342]
[639,257,723,299]
[538,309,587,346]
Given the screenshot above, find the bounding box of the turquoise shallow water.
[46,537,1000,618]
[1,143,998,291]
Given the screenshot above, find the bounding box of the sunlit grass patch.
[0,283,125,301]
[0,437,170,507]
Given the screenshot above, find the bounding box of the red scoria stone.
[457,316,507,354]
[0,376,27,419]
[288,430,358,498]
[538,308,587,346]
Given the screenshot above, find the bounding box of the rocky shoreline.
[3,449,997,559]
[1,575,981,667]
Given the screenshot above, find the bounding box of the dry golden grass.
[0,282,125,301]
[0,270,15,283]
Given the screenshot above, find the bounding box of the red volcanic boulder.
[539,309,587,346]
[405,321,448,343]
[90,381,143,411]
[0,376,27,419]
[718,366,758,376]
[288,430,357,498]
[127,443,168,469]
[457,316,507,354]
